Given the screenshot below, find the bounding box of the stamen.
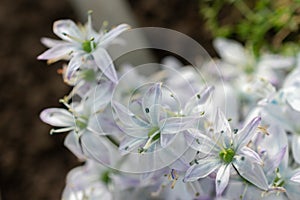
[50,127,74,135]
[167,169,178,189]
[258,125,269,135]
[187,181,201,197]
[87,10,93,30]
[100,21,109,33]
[59,97,70,108]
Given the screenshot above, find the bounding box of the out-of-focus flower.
[62,160,113,200]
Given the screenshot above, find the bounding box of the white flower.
[40,82,116,163]
[38,13,130,83]
[113,82,197,154]
[184,109,268,196]
[62,160,113,200]
[213,38,294,84]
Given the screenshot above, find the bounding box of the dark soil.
[0,0,213,199]
[0,0,79,200]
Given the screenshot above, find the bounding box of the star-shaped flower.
[40,81,115,164]
[184,109,268,196]
[38,12,130,83]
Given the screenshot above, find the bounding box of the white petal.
[40,108,74,127]
[92,47,118,83]
[160,133,176,148]
[264,147,287,175]
[258,54,295,69]
[37,44,74,61]
[240,146,263,165]
[184,158,221,182]
[290,170,300,183]
[185,129,220,154]
[285,181,300,200]
[184,86,214,115]
[292,135,300,164]
[214,108,232,147]
[160,117,196,134]
[40,37,67,48]
[100,24,130,47]
[64,131,86,160]
[80,132,111,165]
[215,164,231,196]
[286,93,300,112]
[53,19,83,42]
[142,83,162,126]
[112,101,149,128]
[85,81,114,112]
[119,137,145,155]
[66,55,83,80]
[213,38,247,65]
[236,116,261,150]
[233,155,268,190]
[87,114,106,134]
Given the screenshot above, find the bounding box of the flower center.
[82,69,96,82]
[138,127,160,153]
[75,118,87,130]
[272,168,285,187]
[82,40,96,53]
[219,148,235,164]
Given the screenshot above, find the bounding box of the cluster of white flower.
[39,14,300,200]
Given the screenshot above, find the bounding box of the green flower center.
[273,168,285,187]
[82,69,96,82]
[82,40,96,53]
[100,170,111,185]
[138,127,160,153]
[75,119,87,130]
[219,148,235,164]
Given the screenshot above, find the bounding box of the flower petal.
[80,132,111,165]
[119,137,145,155]
[240,146,263,165]
[213,38,247,65]
[292,135,300,164]
[258,54,295,70]
[160,133,176,148]
[100,24,130,47]
[185,129,220,154]
[184,86,214,115]
[290,170,300,183]
[64,131,86,160]
[92,47,118,83]
[233,155,268,190]
[112,101,149,128]
[65,54,83,80]
[142,83,162,126]
[53,19,83,42]
[236,116,261,150]
[214,108,232,147]
[40,37,67,48]
[264,146,287,175]
[160,117,196,134]
[286,93,300,112]
[215,164,231,196]
[184,158,221,182]
[37,44,74,61]
[40,108,74,127]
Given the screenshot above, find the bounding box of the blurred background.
[0,0,213,199]
[0,0,299,199]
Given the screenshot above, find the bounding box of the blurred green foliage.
[199,0,300,57]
